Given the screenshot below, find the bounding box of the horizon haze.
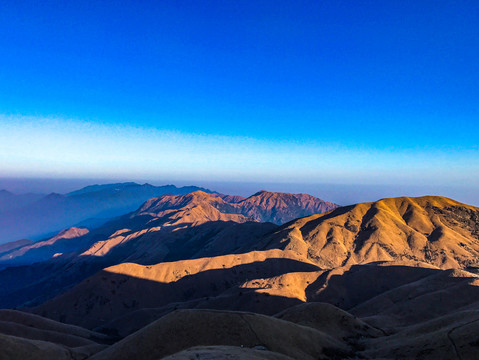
[0,177,478,207]
[0,1,478,197]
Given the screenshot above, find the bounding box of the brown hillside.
[0,309,108,343]
[133,191,245,225]
[136,190,337,225]
[33,250,319,329]
[7,195,479,359]
[237,190,338,224]
[261,196,479,269]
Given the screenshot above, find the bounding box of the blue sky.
[0,1,478,202]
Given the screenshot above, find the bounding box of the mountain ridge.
[136,190,338,225]
[0,183,216,243]
[2,194,479,359]
[259,195,479,269]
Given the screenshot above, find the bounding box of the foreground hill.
[33,250,316,329]
[8,296,479,360]
[0,309,111,360]
[3,195,479,359]
[260,196,479,269]
[88,309,352,360]
[31,260,479,360]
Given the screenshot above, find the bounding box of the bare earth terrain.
[1,189,479,359]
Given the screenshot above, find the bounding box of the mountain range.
[1,183,479,359]
[0,183,214,243]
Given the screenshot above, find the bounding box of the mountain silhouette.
[0,183,214,243]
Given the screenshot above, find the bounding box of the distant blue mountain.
[0,190,44,213]
[0,183,214,243]
[66,182,140,196]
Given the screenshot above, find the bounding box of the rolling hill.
[2,194,479,359]
[260,196,479,269]
[0,189,336,308]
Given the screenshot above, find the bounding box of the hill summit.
[261,195,479,269]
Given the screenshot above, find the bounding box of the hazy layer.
[0,177,478,207]
[1,117,478,191]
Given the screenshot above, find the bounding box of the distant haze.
[0,177,477,207]
[0,2,478,207]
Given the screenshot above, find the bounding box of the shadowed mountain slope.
[0,309,111,360]
[0,227,89,265]
[0,191,279,308]
[32,260,479,360]
[88,309,351,360]
[361,309,479,359]
[163,346,295,360]
[7,299,479,360]
[0,189,334,268]
[0,239,33,258]
[274,302,383,340]
[0,309,109,343]
[33,250,318,329]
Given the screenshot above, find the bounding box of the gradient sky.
[0,1,478,202]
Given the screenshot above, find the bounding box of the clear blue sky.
[0,1,478,202]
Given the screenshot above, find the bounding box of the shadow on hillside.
[305,263,439,310]
[0,219,280,309]
[33,257,320,331]
[306,263,479,325]
[95,290,302,337]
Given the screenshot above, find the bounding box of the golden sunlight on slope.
[261,196,479,269]
[33,250,322,329]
